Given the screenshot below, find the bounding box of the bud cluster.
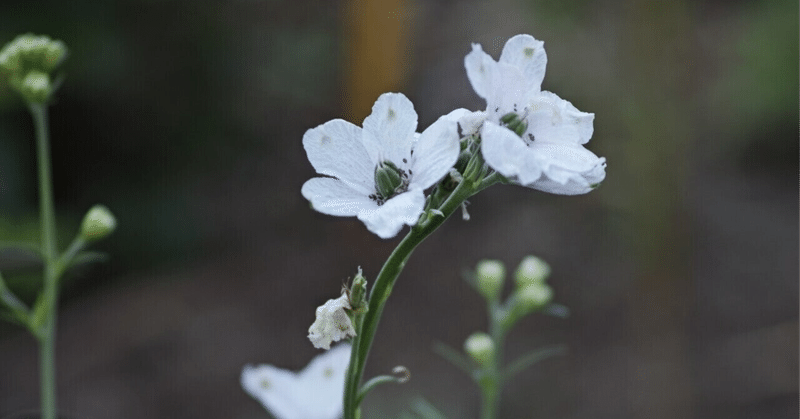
[471,256,555,330]
[0,33,67,103]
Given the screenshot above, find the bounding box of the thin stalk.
[343,176,484,419]
[480,301,505,419]
[30,102,58,419]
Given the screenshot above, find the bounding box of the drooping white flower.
[308,293,356,350]
[464,34,606,195]
[301,93,461,239]
[241,344,351,419]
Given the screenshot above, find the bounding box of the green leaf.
[542,302,570,318]
[410,397,449,419]
[503,344,568,381]
[68,251,108,269]
[432,341,474,375]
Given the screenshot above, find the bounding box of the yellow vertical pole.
[341,0,414,124]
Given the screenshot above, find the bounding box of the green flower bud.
[348,267,368,313]
[516,283,553,314]
[42,40,67,72]
[19,70,51,103]
[0,43,21,73]
[80,205,116,242]
[475,259,505,300]
[514,255,551,288]
[374,160,403,200]
[464,332,494,366]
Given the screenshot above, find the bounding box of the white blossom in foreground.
[241,344,351,419]
[301,93,460,238]
[464,34,606,195]
[308,293,356,350]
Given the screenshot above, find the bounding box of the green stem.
[343,175,489,419]
[479,300,505,419]
[30,102,58,419]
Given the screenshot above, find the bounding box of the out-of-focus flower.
[241,344,351,419]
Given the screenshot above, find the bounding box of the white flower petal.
[464,43,496,100]
[408,115,460,190]
[499,34,547,94]
[303,119,374,194]
[362,93,418,166]
[357,188,425,239]
[485,62,533,120]
[526,91,594,145]
[302,177,377,217]
[527,142,606,195]
[241,344,351,419]
[308,294,356,350]
[481,121,542,184]
[450,109,487,136]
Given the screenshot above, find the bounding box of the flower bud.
[19,70,51,104]
[374,160,403,200]
[0,43,21,73]
[475,259,505,300]
[348,267,368,312]
[514,256,551,288]
[516,283,553,314]
[80,205,116,242]
[42,40,67,72]
[464,332,494,366]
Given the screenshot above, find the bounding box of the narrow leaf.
[503,344,568,381]
[432,341,474,375]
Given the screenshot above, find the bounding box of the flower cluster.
[301,34,605,239]
[0,33,67,103]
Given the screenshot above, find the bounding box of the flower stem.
[30,102,58,419]
[343,173,499,419]
[480,301,505,419]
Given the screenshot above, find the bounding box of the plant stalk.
[31,102,58,419]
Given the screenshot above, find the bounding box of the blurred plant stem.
[31,102,58,419]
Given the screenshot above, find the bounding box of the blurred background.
[0,0,797,418]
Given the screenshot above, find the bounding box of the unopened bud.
[514,256,551,288]
[475,259,505,300]
[348,267,368,312]
[516,283,553,314]
[464,332,494,365]
[19,70,51,103]
[42,40,67,72]
[80,205,116,242]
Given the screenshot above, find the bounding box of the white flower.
[241,344,351,419]
[308,293,356,350]
[464,34,607,195]
[301,92,461,239]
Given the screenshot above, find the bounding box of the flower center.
[499,112,528,138]
[371,160,410,205]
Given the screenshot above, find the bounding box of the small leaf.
[69,251,108,269]
[503,344,568,381]
[432,341,474,375]
[542,302,570,318]
[410,397,449,419]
